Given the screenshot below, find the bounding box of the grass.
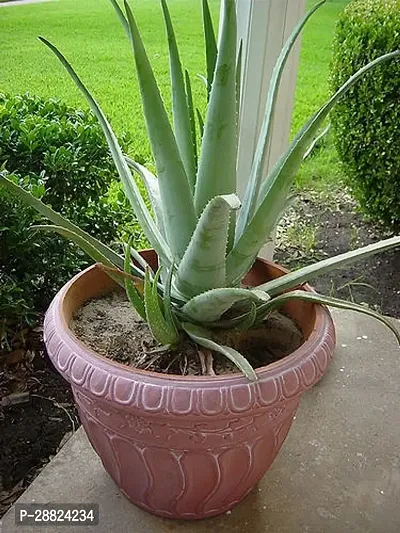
[294,0,350,192]
[0,0,213,164]
[0,0,349,188]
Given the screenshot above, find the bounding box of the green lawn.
[294,0,350,192]
[0,0,349,188]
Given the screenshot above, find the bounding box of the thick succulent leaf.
[125,240,154,275]
[197,73,208,89]
[185,70,198,176]
[123,1,196,261]
[0,174,141,275]
[207,310,254,330]
[227,51,400,285]
[109,0,129,35]
[236,39,243,124]
[194,0,237,222]
[209,298,275,330]
[258,236,400,296]
[255,50,400,224]
[144,268,179,346]
[182,322,257,381]
[124,237,146,319]
[303,123,331,160]
[153,267,179,339]
[32,225,126,287]
[259,193,298,256]
[98,263,186,309]
[124,156,165,237]
[196,108,205,139]
[175,194,241,298]
[256,290,400,346]
[234,302,258,331]
[201,0,217,100]
[163,264,178,333]
[97,262,143,283]
[125,277,146,320]
[181,287,269,323]
[38,37,171,267]
[235,1,325,242]
[32,225,114,266]
[161,0,196,189]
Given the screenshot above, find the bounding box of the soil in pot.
[70,289,304,376]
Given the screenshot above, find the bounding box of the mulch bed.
[0,328,78,517]
[0,189,399,518]
[274,191,400,318]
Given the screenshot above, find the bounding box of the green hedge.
[330,0,400,226]
[0,94,137,350]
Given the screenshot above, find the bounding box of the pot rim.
[46,260,334,387]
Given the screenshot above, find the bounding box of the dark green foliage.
[0,93,132,236]
[330,0,400,226]
[0,94,136,349]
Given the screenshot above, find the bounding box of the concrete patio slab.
[2,309,400,533]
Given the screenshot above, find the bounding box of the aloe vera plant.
[2,0,400,382]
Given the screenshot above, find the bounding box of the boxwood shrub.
[330,0,400,226]
[0,94,139,350]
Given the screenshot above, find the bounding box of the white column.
[235,0,306,258]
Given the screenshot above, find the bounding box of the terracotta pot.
[44,252,335,520]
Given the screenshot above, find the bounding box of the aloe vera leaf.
[0,174,144,274]
[144,268,179,346]
[227,51,400,285]
[182,322,258,381]
[254,290,400,346]
[175,194,241,298]
[123,1,196,261]
[181,286,269,323]
[39,36,171,267]
[124,237,146,319]
[235,1,326,241]
[196,108,205,139]
[236,38,243,125]
[161,0,196,189]
[109,0,129,35]
[202,0,218,100]
[32,225,126,287]
[257,236,400,296]
[234,301,258,331]
[124,155,166,238]
[185,69,198,176]
[194,0,237,226]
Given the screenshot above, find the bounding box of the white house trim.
[234,0,306,257]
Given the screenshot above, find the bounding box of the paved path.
[2,309,400,532]
[0,0,51,7]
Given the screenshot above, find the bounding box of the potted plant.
[1,0,399,521]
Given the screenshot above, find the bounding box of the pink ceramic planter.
[43,254,335,520]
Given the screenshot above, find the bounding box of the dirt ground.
[0,329,78,517]
[274,191,400,318]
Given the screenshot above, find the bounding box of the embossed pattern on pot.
[43,258,335,519]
